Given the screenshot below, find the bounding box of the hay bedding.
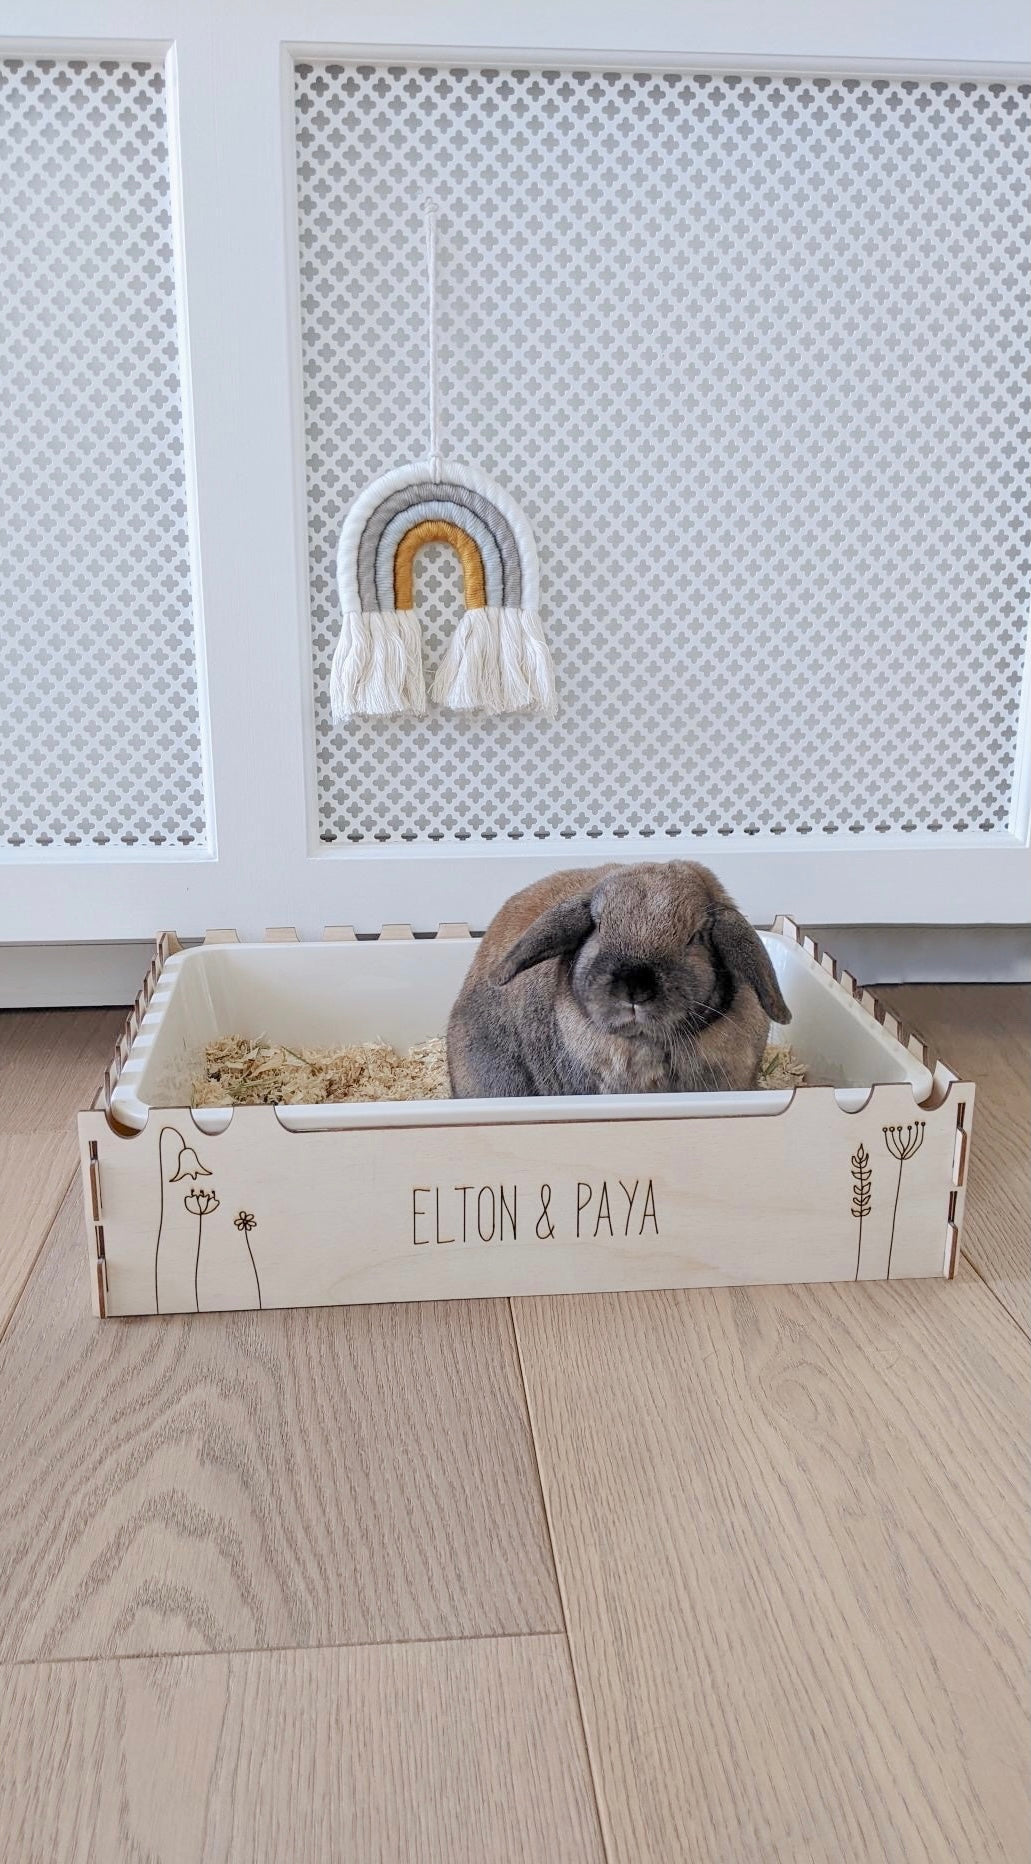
[191,1034,807,1106]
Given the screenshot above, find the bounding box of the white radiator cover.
[0,56,205,853]
[295,61,1030,849]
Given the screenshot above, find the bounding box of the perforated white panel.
[296,62,1030,846]
[1,57,206,851]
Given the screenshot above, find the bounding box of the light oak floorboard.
[883,984,1030,1331]
[0,1633,604,1864]
[0,1132,81,1336]
[0,1008,124,1336]
[0,1006,124,1131]
[0,1183,561,1662]
[514,1265,1029,1864]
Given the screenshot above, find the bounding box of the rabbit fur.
[447,861,791,1098]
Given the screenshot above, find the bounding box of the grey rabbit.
[447,861,791,1098]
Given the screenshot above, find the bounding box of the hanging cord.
[424,203,442,480]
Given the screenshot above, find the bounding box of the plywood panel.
[0,1635,603,1864]
[0,1184,560,1662]
[81,1079,964,1318]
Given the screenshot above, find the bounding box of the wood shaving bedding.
[191,1035,807,1106]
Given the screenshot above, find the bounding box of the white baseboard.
[0,926,1028,1009]
[0,942,157,1009]
[808,926,1031,986]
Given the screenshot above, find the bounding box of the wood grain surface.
[0,1182,560,1662]
[513,1263,1029,1863]
[0,1634,604,1864]
[1,989,1026,1862]
[0,1007,123,1132]
[884,985,1029,1331]
[0,1008,123,1336]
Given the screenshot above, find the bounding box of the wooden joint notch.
[94,1222,108,1312]
[437,922,472,940]
[204,928,240,945]
[943,1098,971,1278]
[379,924,414,941]
[88,1140,103,1224]
[944,1221,960,1280]
[87,1141,108,1313]
[952,1100,969,1188]
[265,926,300,943]
[881,1009,903,1046]
[858,988,887,1027]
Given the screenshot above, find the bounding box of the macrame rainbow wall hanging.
[330,212,556,723]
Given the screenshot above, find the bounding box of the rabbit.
[447,861,791,1098]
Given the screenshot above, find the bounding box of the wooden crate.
[78,922,973,1317]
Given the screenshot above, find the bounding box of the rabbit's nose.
[612,963,657,1006]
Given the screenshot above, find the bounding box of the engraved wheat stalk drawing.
[882,1123,926,1278]
[850,1143,872,1280]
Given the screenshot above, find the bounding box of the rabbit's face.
[492,860,792,1041]
[568,866,723,1040]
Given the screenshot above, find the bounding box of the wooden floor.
[0,988,1027,1862]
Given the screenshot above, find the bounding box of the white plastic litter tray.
[111,925,935,1135]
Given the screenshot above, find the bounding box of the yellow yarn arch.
[393,519,487,611]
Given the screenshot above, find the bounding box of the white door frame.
[3,0,1029,942]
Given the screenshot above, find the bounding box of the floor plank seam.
[959,1247,1030,1343]
[0,1629,572,1674]
[0,1158,77,1353]
[507,1298,615,1864]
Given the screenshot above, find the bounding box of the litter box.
[78,919,973,1317]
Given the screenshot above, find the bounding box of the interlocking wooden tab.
[204,929,240,945]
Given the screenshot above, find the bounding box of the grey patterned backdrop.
[295,63,1030,846]
[1,57,205,850]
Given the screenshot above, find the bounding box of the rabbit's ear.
[493,894,595,984]
[710,911,792,1023]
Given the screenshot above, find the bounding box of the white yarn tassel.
[430,608,502,713]
[497,607,556,716]
[330,609,426,721]
[431,607,556,717]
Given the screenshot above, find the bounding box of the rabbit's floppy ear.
[493,893,595,984]
[710,910,791,1023]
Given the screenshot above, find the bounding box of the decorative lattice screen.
[295,62,1030,846]
[0,57,205,850]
